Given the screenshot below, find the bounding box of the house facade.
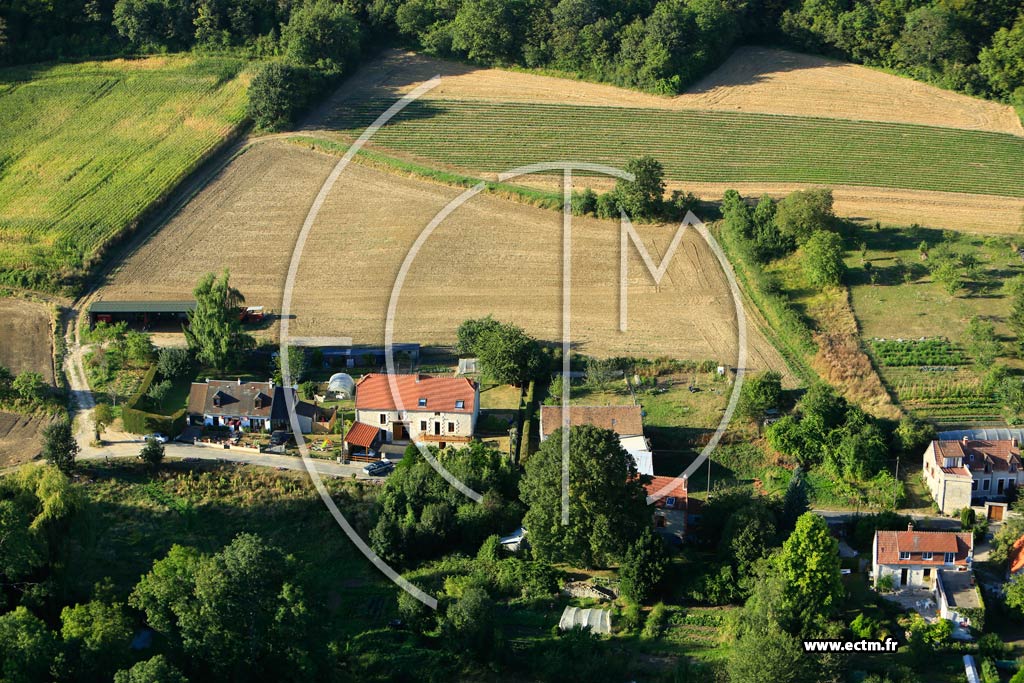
[354,374,479,448]
[645,475,695,541]
[539,405,654,476]
[187,379,327,434]
[922,437,1023,514]
[872,527,973,589]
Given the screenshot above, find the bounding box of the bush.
[641,602,668,640]
[247,62,327,131]
[621,601,642,632]
[571,188,598,216]
[595,192,618,219]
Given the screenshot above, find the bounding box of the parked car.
[362,460,395,476]
[143,433,168,444]
[270,431,292,446]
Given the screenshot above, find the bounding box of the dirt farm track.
[98,141,790,378]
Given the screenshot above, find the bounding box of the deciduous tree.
[619,530,668,604]
[42,420,78,475]
[521,425,649,566]
[777,513,843,633]
[113,655,188,683]
[282,0,362,72]
[801,229,845,287]
[775,189,834,244]
[184,270,253,372]
[139,438,166,469]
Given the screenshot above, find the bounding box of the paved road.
[813,508,961,529]
[79,438,375,479]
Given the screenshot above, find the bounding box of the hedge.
[120,364,187,436]
[518,381,536,464]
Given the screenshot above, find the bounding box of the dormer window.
[986,464,992,473]
[899,552,910,560]
[254,395,263,409]
[944,552,955,563]
[455,400,465,409]
[213,392,222,407]
[922,552,933,561]
[418,398,427,407]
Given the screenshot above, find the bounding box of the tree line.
[4,0,1020,114]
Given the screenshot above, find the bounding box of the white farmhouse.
[872,526,973,589]
[922,436,1024,514]
[353,374,479,449]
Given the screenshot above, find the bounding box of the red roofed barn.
[354,374,479,448]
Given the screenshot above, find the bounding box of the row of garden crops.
[0,56,249,290]
[334,99,1024,198]
[871,339,967,366]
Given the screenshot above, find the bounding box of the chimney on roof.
[963,435,970,444]
[907,521,914,532]
[237,377,242,385]
[415,375,421,383]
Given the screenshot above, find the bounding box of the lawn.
[479,383,523,410]
[0,55,249,291]
[334,99,1024,197]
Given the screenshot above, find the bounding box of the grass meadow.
[0,55,249,291]
[335,99,1024,197]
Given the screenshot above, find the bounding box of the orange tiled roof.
[1010,534,1024,574]
[932,439,1021,477]
[645,476,687,510]
[540,405,644,439]
[875,530,972,566]
[355,374,476,414]
[344,421,381,448]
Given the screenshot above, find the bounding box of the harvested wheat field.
[288,157,790,377]
[0,412,51,468]
[514,176,1024,235]
[0,298,54,383]
[99,142,335,312]
[98,141,791,378]
[312,47,1023,135]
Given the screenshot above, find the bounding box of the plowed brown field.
[99,142,792,379]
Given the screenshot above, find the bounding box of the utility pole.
[893,454,900,509]
[707,455,712,496]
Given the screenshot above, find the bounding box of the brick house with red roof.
[643,476,700,541]
[872,525,973,589]
[354,374,479,448]
[922,436,1023,514]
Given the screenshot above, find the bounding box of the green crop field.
[334,99,1024,198]
[0,55,249,291]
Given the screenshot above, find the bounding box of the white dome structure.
[327,373,356,399]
